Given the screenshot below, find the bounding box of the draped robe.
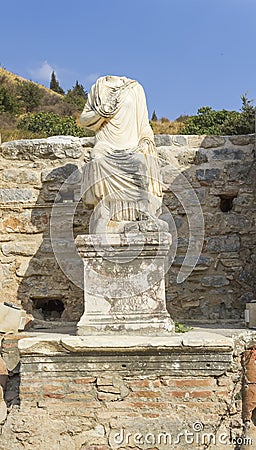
[80,76,162,221]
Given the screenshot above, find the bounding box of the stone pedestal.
[75,232,173,335]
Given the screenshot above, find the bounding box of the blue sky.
[1,0,255,120]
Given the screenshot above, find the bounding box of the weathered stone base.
[75,233,174,335]
[18,333,234,376]
[77,316,173,335]
[2,329,256,449]
[0,332,241,450]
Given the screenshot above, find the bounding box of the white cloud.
[28,61,55,82]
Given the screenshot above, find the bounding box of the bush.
[182,96,255,135]
[0,85,20,114]
[17,111,91,137]
[19,81,43,113]
[182,107,240,135]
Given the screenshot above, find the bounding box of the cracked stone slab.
[181,331,233,348]
[18,332,233,355]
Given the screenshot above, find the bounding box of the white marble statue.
[80,75,163,233]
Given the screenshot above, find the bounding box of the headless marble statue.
[76,76,173,334]
[80,75,165,233]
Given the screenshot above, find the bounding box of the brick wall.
[0,333,244,450]
[17,374,239,449]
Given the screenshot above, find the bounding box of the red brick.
[43,393,65,399]
[168,389,214,399]
[142,413,160,418]
[190,390,214,398]
[168,378,216,388]
[168,390,188,398]
[130,390,161,399]
[43,385,64,391]
[128,379,150,388]
[74,377,96,384]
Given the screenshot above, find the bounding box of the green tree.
[50,71,65,95]
[151,110,158,121]
[17,111,91,137]
[237,94,255,134]
[19,81,43,113]
[0,85,19,114]
[65,81,87,112]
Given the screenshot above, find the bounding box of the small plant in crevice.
[175,322,193,333]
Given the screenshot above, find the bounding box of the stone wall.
[0,134,255,323]
[0,331,246,450]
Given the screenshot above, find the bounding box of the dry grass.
[151,119,186,135]
[0,119,184,143]
[0,129,47,143]
[0,67,62,98]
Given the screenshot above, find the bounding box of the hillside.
[0,67,89,142]
[1,68,253,143]
[0,68,186,142]
[0,67,62,98]
[0,67,67,118]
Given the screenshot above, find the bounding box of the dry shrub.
[151,119,185,135]
[0,112,18,129]
[0,128,47,143]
